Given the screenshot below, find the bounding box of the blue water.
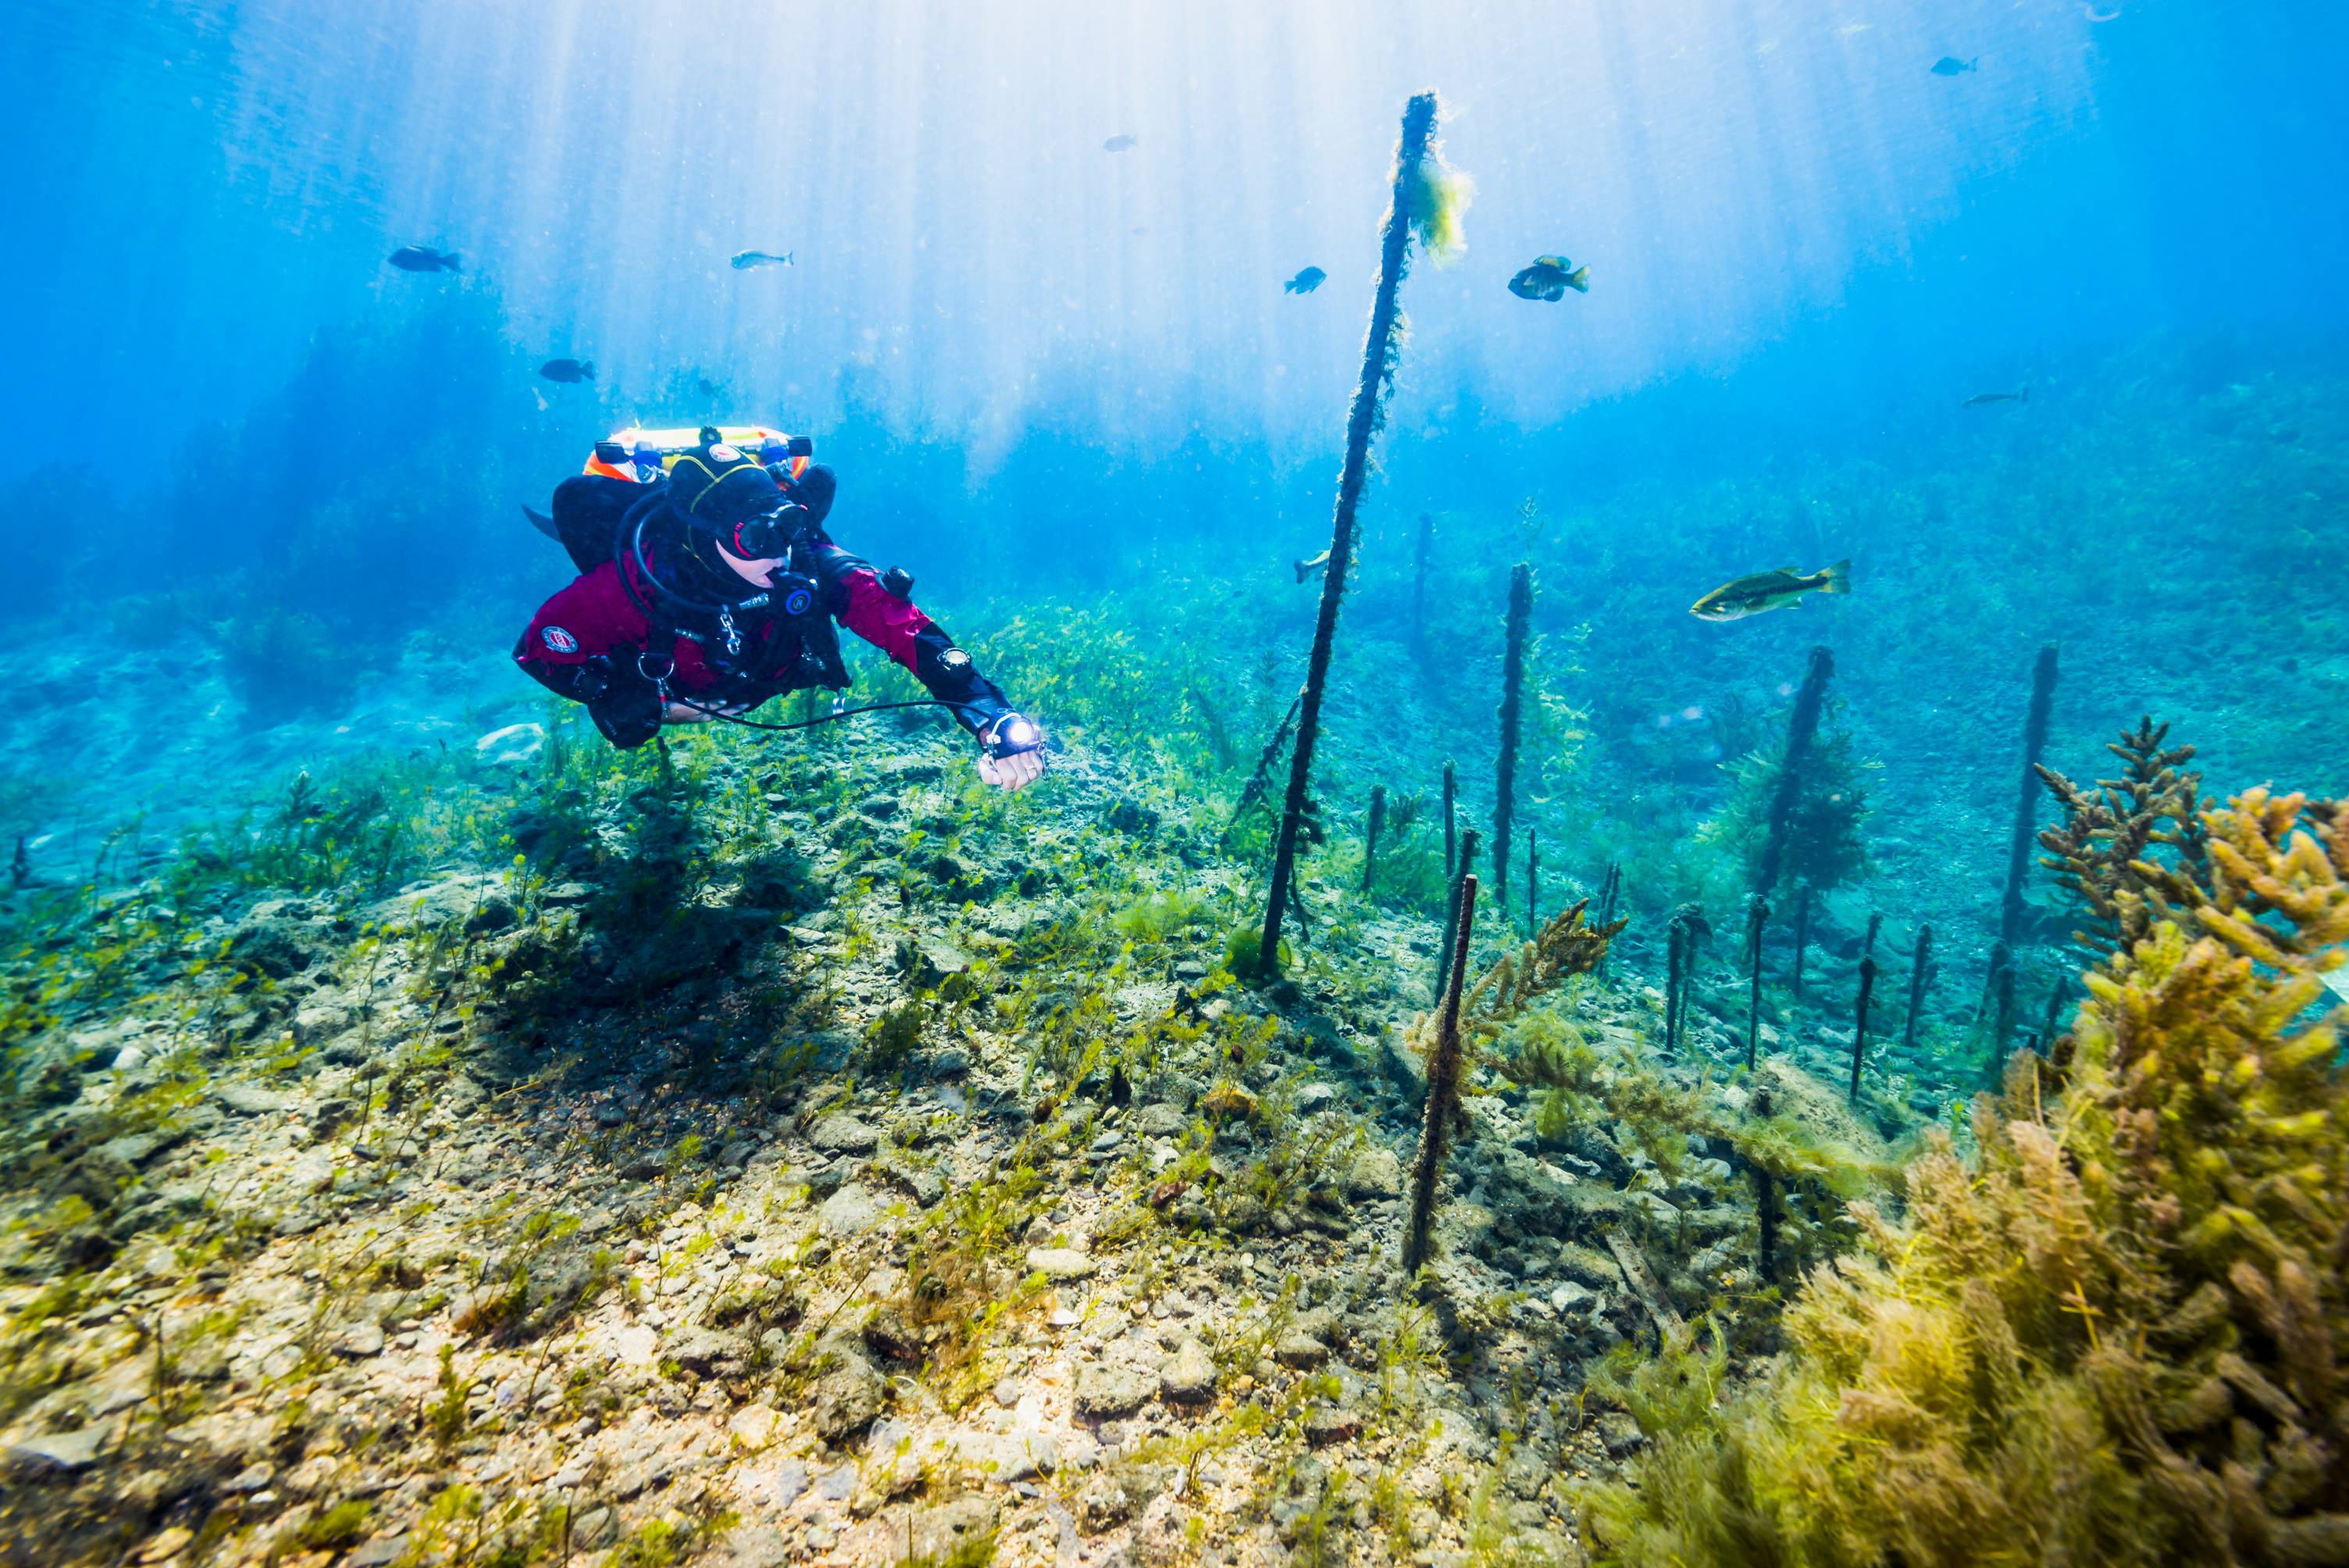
[5,0,2344,857]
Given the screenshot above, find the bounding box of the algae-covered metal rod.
[1442,760,1458,883]
[1403,871,1479,1274]
[1435,829,1481,1001]
[1999,643,2060,946]
[1494,562,1533,916]
[1756,647,1836,895]
[1903,923,1935,1055]
[1790,882,1811,1002]
[1526,827,1540,933]
[1849,953,1879,1104]
[1258,91,1443,978]
[1744,893,1770,1070]
[1664,912,1688,1055]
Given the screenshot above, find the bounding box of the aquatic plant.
[1406,892,1623,1270]
[1362,785,1388,896]
[1493,563,1532,917]
[2036,715,2209,956]
[1999,643,2061,945]
[1398,105,1474,265]
[1580,775,2349,1566]
[1259,91,1442,977]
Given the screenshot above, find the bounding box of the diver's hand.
[661,698,749,725]
[978,748,1044,790]
[977,713,1045,791]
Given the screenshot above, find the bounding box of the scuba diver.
[514,426,1044,789]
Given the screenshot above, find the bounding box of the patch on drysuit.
[540,625,579,654]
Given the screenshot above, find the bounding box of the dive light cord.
[663,692,1015,738]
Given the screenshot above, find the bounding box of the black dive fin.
[522,504,559,540]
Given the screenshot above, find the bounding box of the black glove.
[580,656,665,749]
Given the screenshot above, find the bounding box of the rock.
[215,1082,294,1117]
[1025,1246,1095,1282]
[334,1320,386,1357]
[1549,1281,1597,1317]
[1555,1242,1619,1291]
[5,1427,105,1475]
[1159,1337,1217,1405]
[817,1183,884,1237]
[667,1327,744,1376]
[911,1496,1001,1562]
[702,1523,793,1568]
[1202,1084,1257,1119]
[476,723,545,766]
[348,1538,411,1568]
[1132,1491,1193,1566]
[229,914,329,980]
[1074,1361,1156,1420]
[224,1462,273,1492]
[1135,1103,1188,1139]
[1272,1331,1329,1370]
[735,1456,809,1509]
[1597,1411,1646,1459]
[1296,1083,1337,1116]
[902,939,972,991]
[809,1338,887,1441]
[1303,1405,1362,1446]
[807,1113,879,1156]
[1344,1147,1403,1202]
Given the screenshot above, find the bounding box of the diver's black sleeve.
[804,539,1017,739]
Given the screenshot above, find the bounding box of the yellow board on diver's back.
[1690,558,1852,621]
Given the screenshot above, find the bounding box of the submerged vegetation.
[0,60,2339,1559]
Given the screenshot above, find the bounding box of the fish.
[1508,255,1591,301]
[1962,387,2029,407]
[730,251,793,269]
[1930,55,1978,74]
[1284,267,1326,294]
[387,245,459,273]
[1294,549,1331,583]
[1103,134,1139,152]
[1690,560,1852,621]
[539,358,594,384]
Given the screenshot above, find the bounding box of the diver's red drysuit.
[513,472,1012,749]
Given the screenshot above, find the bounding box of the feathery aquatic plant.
[1581,768,2349,1567]
[1258,91,1445,976]
[1361,785,1388,896]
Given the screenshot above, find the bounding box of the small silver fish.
[539,358,594,383]
[1103,134,1139,152]
[1930,55,1978,75]
[1294,549,1331,583]
[1962,387,2029,408]
[1285,267,1326,294]
[731,250,794,270]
